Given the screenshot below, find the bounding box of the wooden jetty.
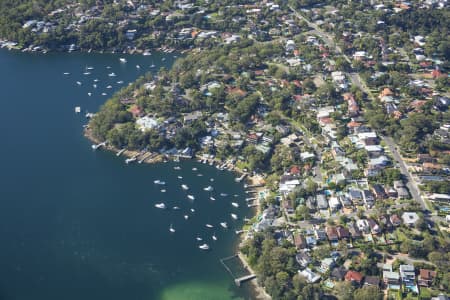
[219,254,256,287]
[234,274,256,287]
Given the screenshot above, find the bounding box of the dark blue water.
[0,50,252,300]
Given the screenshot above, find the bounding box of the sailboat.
[169,224,175,233]
[212,234,217,241]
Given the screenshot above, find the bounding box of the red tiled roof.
[347,121,362,128]
[345,271,363,282]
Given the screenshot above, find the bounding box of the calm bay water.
[0,50,252,300]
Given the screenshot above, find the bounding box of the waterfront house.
[136,116,159,132]
[418,269,437,287]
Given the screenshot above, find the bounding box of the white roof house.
[299,268,321,283]
[401,212,420,226]
[136,116,159,132]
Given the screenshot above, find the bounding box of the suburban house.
[399,264,416,287]
[299,268,321,283]
[401,212,420,227]
[296,252,312,268]
[418,269,437,287]
[345,270,364,286]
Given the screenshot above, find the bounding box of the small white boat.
[106,66,111,69]
[119,58,127,63]
[136,65,140,69]
[203,186,214,192]
[93,79,99,82]
[173,206,180,210]
[210,197,216,201]
[190,208,195,213]
[76,81,82,85]
[160,189,166,193]
[154,203,166,209]
[75,106,81,113]
[86,66,94,70]
[63,72,70,75]
[197,174,203,177]
[117,80,123,84]
[231,202,239,208]
[220,193,228,197]
[93,84,97,88]
[212,234,217,241]
[162,58,166,61]
[88,92,92,96]
[220,222,228,229]
[199,243,209,250]
[184,215,189,220]
[187,195,195,200]
[181,184,189,190]
[154,180,166,185]
[231,213,238,220]
[169,224,175,233]
[101,93,107,96]
[177,176,183,179]
[210,178,215,182]
[106,85,112,89]
[150,64,156,68]
[174,166,181,170]
[125,157,136,164]
[205,224,214,228]
[83,72,91,75]
[196,236,203,241]
[192,167,197,171]
[108,72,116,77]
[143,51,151,56]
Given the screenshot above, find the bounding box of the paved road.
[383,137,428,210]
[289,5,434,215]
[289,5,350,63]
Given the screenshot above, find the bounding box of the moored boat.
[203,186,214,192]
[154,203,166,209]
[199,243,209,250]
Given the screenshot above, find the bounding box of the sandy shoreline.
[84,128,271,299]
